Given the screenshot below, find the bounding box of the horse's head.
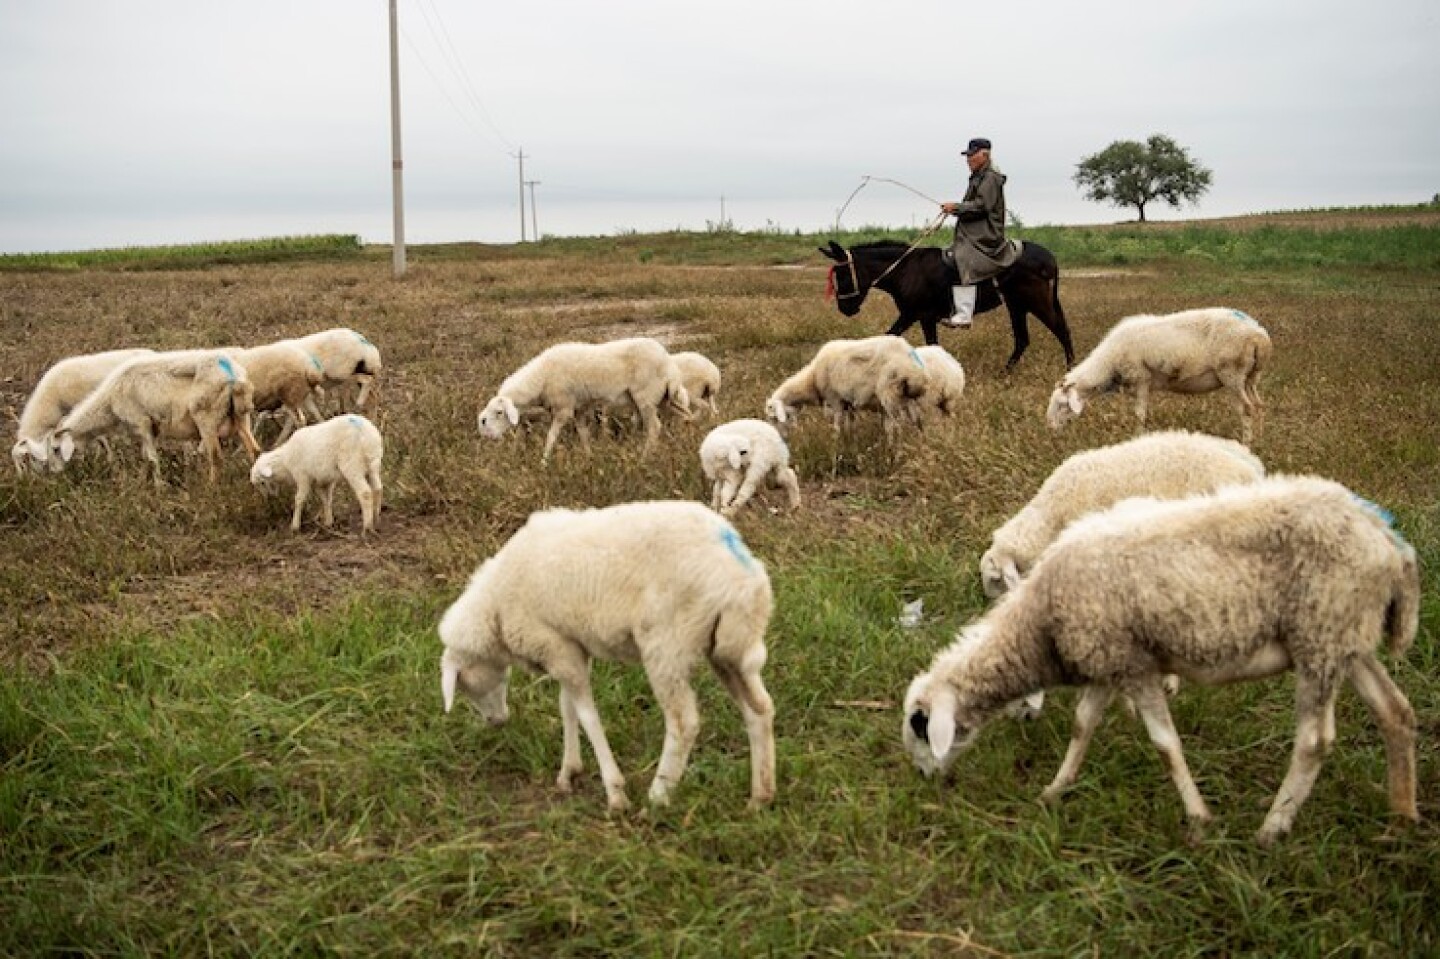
[819,240,868,316]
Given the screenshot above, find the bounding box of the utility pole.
[525,180,541,241]
[387,0,406,278]
[515,148,527,242]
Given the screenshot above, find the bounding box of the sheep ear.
[1002,559,1022,592]
[1066,387,1084,415]
[501,397,520,426]
[728,447,744,470]
[441,656,460,713]
[58,433,75,463]
[927,686,958,762]
[259,464,274,479]
[29,438,48,464]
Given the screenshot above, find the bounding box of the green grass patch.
[0,234,364,272]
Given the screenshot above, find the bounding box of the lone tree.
[1073,134,1213,222]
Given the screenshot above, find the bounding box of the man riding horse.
[940,137,1018,330]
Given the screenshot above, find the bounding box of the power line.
[406,0,515,152]
[398,22,509,154]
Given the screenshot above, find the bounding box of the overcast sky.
[2,0,1437,252]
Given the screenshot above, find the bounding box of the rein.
[828,211,950,301]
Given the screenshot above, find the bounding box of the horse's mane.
[852,240,910,254]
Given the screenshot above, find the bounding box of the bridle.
[827,211,951,303]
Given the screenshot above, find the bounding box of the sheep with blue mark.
[904,474,1420,846]
[1046,307,1272,443]
[439,500,777,811]
[250,413,384,534]
[47,349,260,486]
[764,334,929,438]
[284,327,383,417]
[230,340,327,445]
[912,345,966,421]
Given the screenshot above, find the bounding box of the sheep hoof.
[1187,816,1216,847]
[1039,785,1067,807]
[605,791,632,814]
[1253,825,1285,848]
[747,792,775,811]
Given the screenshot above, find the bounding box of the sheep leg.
[367,460,384,529]
[1348,653,1419,823]
[716,475,740,513]
[236,413,262,462]
[776,466,801,511]
[1219,368,1257,444]
[355,374,376,413]
[290,477,311,531]
[645,661,701,807]
[1257,674,1339,846]
[565,679,629,811]
[711,654,776,808]
[1040,685,1115,804]
[725,468,766,517]
[138,423,166,488]
[320,482,338,527]
[541,407,574,463]
[637,402,662,455]
[1130,682,1213,837]
[555,686,585,793]
[342,464,375,534]
[1131,381,1151,433]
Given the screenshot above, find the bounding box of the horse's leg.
[919,318,939,346]
[1032,278,1075,368]
[1003,302,1031,372]
[885,314,917,338]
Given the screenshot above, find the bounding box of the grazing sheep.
[49,350,261,486]
[287,327,382,416]
[12,348,154,473]
[1046,307,1272,443]
[912,345,966,420]
[439,500,776,811]
[700,418,801,517]
[904,475,1420,845]
[764,335,928,437]
[978,430,1266,716]
[672,351,722,416]
[477,337,691,463]
[232,341,326,445]
[250,414,384,534]
[981,430,1265,599]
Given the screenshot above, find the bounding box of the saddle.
[942,240,1022,314]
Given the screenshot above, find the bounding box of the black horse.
[820,239,1075,371]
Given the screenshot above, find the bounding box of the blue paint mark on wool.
[356,333,373,346]
[217,356,237,382]
[719,525,755,570]
[909,348,925,368]
[1353,494,1409,546]
[346,415,363,428]
[1230,309,1258,325]
[309,354,324,371]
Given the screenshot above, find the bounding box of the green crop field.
[2,210,1438,956]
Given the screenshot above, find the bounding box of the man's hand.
[940,202,960,215]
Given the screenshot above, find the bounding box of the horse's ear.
[818,243,840,262]
[828,240,846,259]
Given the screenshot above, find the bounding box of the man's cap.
[961,138,992,156]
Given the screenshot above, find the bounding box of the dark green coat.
[949,162,1019,285]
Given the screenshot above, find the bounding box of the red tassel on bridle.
[825,265,836,300]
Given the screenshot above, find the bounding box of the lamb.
[286,327,383,416]
[1046,307,1272,443]
[438,500,776,811]
[912,345,965,420]
[477,337,691,463]
[672,351,722,416]
[12,348,154,473]
[699,418,801,517]
[49,350,261,486]
[764,335,928,437]
[250,414,384,534]
[232,340,326,444]
[903,475,1420,845]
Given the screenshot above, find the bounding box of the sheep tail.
[1385,543,1421,658]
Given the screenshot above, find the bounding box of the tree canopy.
[1073,134,1213,222]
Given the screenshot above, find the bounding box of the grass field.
[2,211,1438,956]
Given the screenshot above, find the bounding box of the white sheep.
[12,348,154,473]
[1046,307,1272,443]
[764,335,928,437]
[232,340,326,444]
[250,414,384,534]
[286,327,382,416]
[981,430,1265,599]
[438,500,776,811]
[699,418,800,517]
[477,337,691,463]
[49,350,261,486]
[904,475,1420,845]
[672,351,722,416]
[912,345,965,420]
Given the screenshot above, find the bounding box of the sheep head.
[440,646,510,726]
[978,548,1023,599]
[477,396,520,439]
[1045,382,1084,430]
